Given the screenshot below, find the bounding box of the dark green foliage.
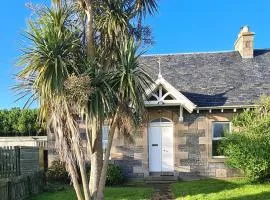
[106,164,124,186]
[0,108,45,136]
[46,159,69,183]
[220,96,270,181]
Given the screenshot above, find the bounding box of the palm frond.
[135,0,158,17]
[112,38,154,114]
[16,5,84,114]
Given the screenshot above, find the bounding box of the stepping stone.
[152,184,174,200]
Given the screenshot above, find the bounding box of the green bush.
[220,96,270,182]
[106,164,124,186]
[46,159,69,183]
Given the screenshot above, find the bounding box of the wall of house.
[46,107,241,179]
[110,107,240,179]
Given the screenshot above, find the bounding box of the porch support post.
[179,106,183,122]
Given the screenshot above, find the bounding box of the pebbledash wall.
[109,107,240,179]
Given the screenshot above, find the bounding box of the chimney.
[234,26,255,58]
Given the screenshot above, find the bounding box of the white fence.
[0,137,47,149]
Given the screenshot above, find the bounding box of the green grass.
[172,178,270,200]
[29,184,153,200]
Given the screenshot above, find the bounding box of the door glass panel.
[151,118,171,123]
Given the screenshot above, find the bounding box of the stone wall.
[110,107,240,178]
[110,127,146,178]
[47,107,241,179]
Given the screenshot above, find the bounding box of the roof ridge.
[143,48,270,57]
[143,50,235,57]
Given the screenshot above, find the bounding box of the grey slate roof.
[140,49,270,107]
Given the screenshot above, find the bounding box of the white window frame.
[102,125,110,156]
[212,121,231,158]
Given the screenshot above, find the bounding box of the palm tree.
[73,1,158,198]
[16,5,95,200]
[17,1,158,199]
[97,38,153,199]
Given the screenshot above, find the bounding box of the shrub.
[220,96,270,182]
[46,159,69,183]
[106,164,124,186]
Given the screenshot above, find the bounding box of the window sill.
[212,156,226,159]
[209,156,227,163]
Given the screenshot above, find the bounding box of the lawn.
[29,184,153,200]
[171,178,270,200]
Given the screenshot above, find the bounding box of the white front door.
[149,119,174,172]
[161,126,174,171]
[149,126,162,172]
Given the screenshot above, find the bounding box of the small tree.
[221,96,270,181]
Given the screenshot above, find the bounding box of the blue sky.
[0,0,270,108]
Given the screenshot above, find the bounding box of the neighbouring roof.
[140,49,270,107]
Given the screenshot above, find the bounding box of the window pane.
[102,126,109,152]
[161,118,170,122]
[151,118,171,123]
[212,140,224,156]
[102,140,108,152]
[102,126,109,140]
[213,123,230,138]
[80,132,87,140]
[151,118,160,123]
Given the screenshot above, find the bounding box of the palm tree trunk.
[89,117,103,199]
[65,105,91,199]
[96,111,119,200]
[67,162,84,200]
[73,140,91,200]
[85,2,95,58]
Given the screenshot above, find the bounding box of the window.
[102,126,109,153]
[80,132,87,140]
[151,118,171,123]
[212,122,231,157]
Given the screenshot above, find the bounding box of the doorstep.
[145,173,178,184]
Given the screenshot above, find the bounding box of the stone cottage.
[48,26,270,180]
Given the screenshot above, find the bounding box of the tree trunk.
[96,112,119,200]
[67,162,84,200]
[85,2,95,58]
[65,106,91,199]
[73,139,91,200]
[89,117,103,199]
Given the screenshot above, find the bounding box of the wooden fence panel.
[0,147,20,179]
[20,147,39,175]
[0,181,8,200]
[0,171,44,200]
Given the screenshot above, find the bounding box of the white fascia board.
[160,78,196,105]
[195,105,257,110]
[144,100,194,113]
[144,77,196,113]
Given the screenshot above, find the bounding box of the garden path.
[152,184,174,200]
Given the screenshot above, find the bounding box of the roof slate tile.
[140,49,270,107]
